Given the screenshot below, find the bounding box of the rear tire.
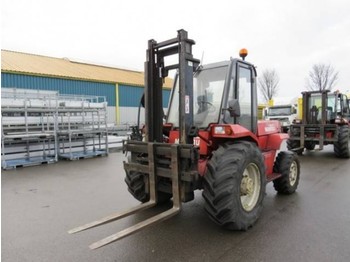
[287,139,304,155]
[334,125,350,158]
[202,141,266,230]
[273,152,300,194]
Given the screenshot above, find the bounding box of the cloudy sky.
[2,0,350,101]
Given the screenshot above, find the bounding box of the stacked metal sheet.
[1,88,109,169]
[56,94,109,160]
[1,88,59,169]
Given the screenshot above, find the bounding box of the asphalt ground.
[2,146,350,262]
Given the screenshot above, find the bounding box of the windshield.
[327,95,337,112]
[268,106,292,116]
[167,65,228,128]
[308,94,337,111]
[307,93,339,122]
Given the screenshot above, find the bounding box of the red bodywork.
[311,131,335,140]
[168,120,287,181]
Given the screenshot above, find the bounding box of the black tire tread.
[287,139,304,155]
[125,169,172,204]
[202,141,266,231]
[125,171,149,202]
[273,152,300,194]
[305,141,316,151]
[334,125,350,158]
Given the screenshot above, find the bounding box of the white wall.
[118,107,144,126]
[107,106,116,123]
[118,107,168,126]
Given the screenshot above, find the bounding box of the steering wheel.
[198,100,216,113]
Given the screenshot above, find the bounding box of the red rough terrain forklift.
[69,30,301,249]
[287,90,350,157]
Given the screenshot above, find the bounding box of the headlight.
[213,126,233,135]
[214,126,225,134]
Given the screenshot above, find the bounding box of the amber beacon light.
[239,48,248,60]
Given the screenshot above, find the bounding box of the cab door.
[235,62,258,133]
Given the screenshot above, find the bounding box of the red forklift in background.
[288,90,350,157]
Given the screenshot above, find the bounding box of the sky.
[2,0,350,102]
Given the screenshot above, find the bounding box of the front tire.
[125,159,172,203]
[305,141,316,151]
[202,141,266,230]
[334,125,350,158]
[273,152,300,194]
[125,170,149,202]
[287,139,304,155]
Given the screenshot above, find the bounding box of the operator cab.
[304,91,349,124]
[166,52,258,133]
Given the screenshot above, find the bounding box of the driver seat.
[197,95,208,114]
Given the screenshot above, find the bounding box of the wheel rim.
[240,163,261,212]
[289,161,298,186]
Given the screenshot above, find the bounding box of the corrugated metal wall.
[118,84,171,108]
[1,73,116,106]
[1,73,173,125]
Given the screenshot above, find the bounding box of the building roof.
[1,50,172,88]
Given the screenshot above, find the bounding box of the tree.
[258,69,279,103]
[306,63,338,91]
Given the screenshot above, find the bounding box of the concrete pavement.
[2,146,350,262]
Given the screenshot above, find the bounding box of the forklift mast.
[144,29,200,144]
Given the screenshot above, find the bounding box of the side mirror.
[228,99,241,117]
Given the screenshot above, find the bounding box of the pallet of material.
[2,136,126,166]
[1,156,56,170]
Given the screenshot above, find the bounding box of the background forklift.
[288,90,350,157]
[69,30,300,249]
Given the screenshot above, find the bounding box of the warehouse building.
[1,50,172,125]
